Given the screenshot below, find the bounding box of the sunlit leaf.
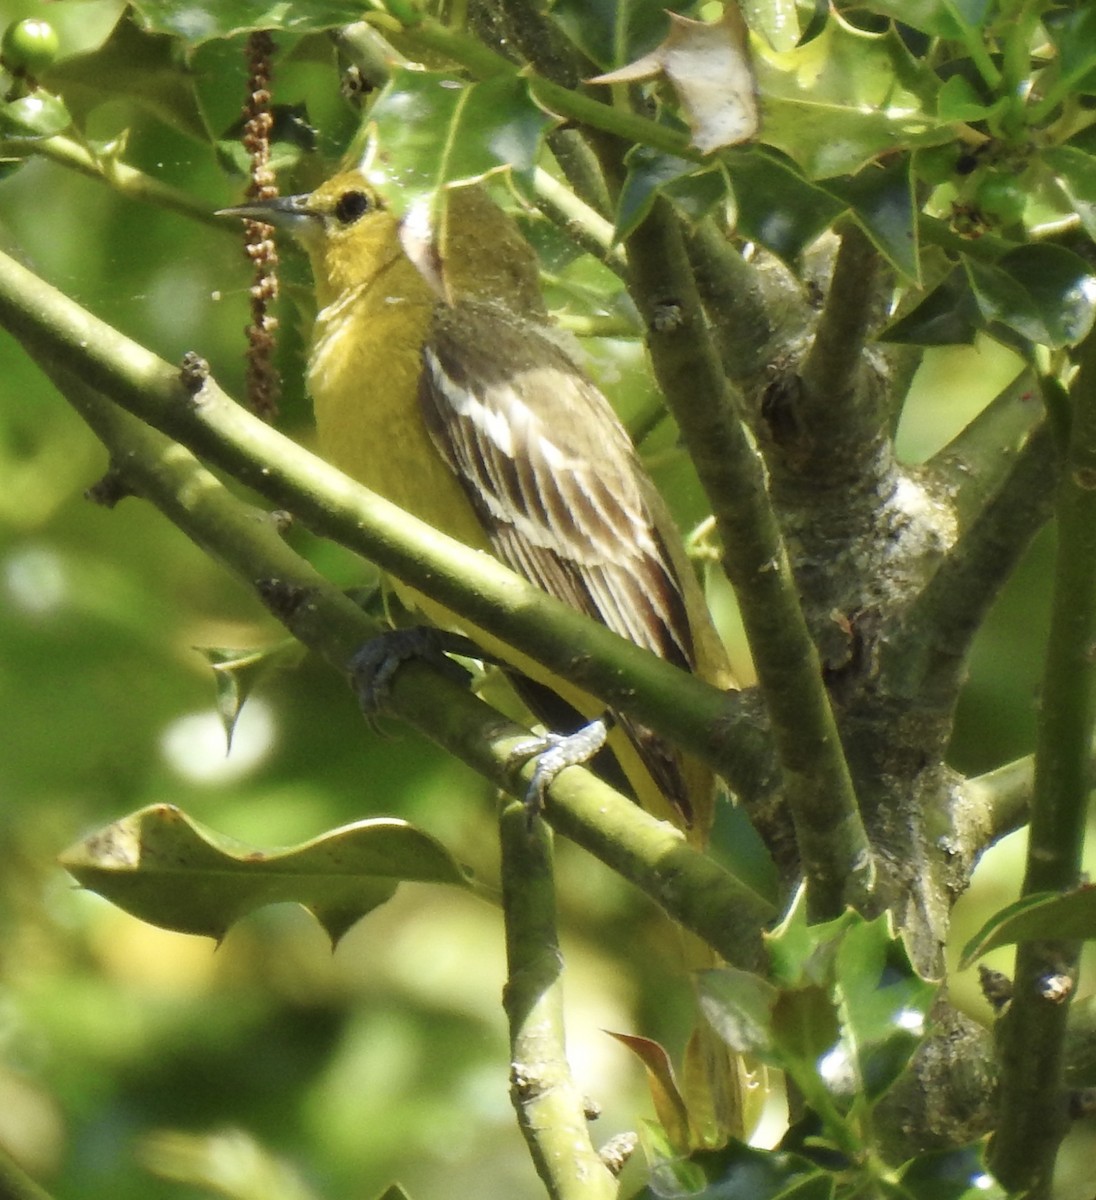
[752,15,948,179]
[130,0,364,45]
[966,245,1096,349]
[0,91,71,138]
[832,914,937,1102]
[697,968,778,1059]
[846,0,991,38]
[1045,145,1096,240]
[365,68,555,212]
[764,889,858,990]
[60,804,476,944]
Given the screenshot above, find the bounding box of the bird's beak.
[216,193,315,233]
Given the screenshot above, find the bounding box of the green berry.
[975,171,1027,227]
[1,19,60,76]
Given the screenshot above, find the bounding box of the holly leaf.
[752,14,948,179]
[960,885,1096,966]
[45,14,207,142]
[590,8,758,154]
[548,0,681,71]
[847,0,992,39]
[828,156,920,282]
[609,1031,691,1153]
[60,804,476,944]
[194,640,305,750]
[615,145,730,240]
[898,1142,1005,1200]
[365,68,555,212]
[727,148,845,262]
[130,0,364,45]
[832,914,937,1103]
[1045,145,1096,241]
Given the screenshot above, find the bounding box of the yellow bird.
[224,171,735,830]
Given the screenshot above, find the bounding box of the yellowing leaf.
[590,7,758,154]
[60,803,476,944]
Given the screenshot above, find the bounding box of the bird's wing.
[418,301,695,674]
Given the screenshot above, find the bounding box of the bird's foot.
[508,716,611,820]
[348,627,483,719]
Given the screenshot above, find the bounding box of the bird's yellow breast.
[307,253,489,553]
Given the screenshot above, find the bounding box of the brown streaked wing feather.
[418,302,698,813]
[419,302,695,671]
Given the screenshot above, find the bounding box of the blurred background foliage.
[0,1,1085,1197]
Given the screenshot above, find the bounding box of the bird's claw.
[348,627,478,718]
[508,717,610,821]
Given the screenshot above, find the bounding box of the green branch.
[885,417,1055,707]
[499,799,616,1199]
[0,134,227,228]
[990,332,1096,1197]
[795,223,890,483]
[926,371,1046,532]
[3,261,773,969]
[624,199,873,920]
[0,242,772,800]
[685,218,807,390]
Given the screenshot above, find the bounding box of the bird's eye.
[333,190,372,225]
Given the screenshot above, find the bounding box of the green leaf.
[828,156,920,283]
[696,968,779,1060]
[898,1142,1004,1200]
[726,148,845,262]
[365,68,556,214]
[636,1139,829,1200]
[960,885,1096,966]
[764,888,858,990]
[44,15,208,142]
[1044,8,1096,98]
[130,0,365,45]
[832,914,937,1102]
[0,91,71,138]
[879,266,981,345]
[769,986,842,1091]
[752,15,948,180]
[615,145,730,240]
[195,640,306,750]
[936,74,1001,123]
[60,804,476,944]
[548,0,679,70]
[966,245,1096,349]
[1045,145,1096,240]
[850,0,992,39]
